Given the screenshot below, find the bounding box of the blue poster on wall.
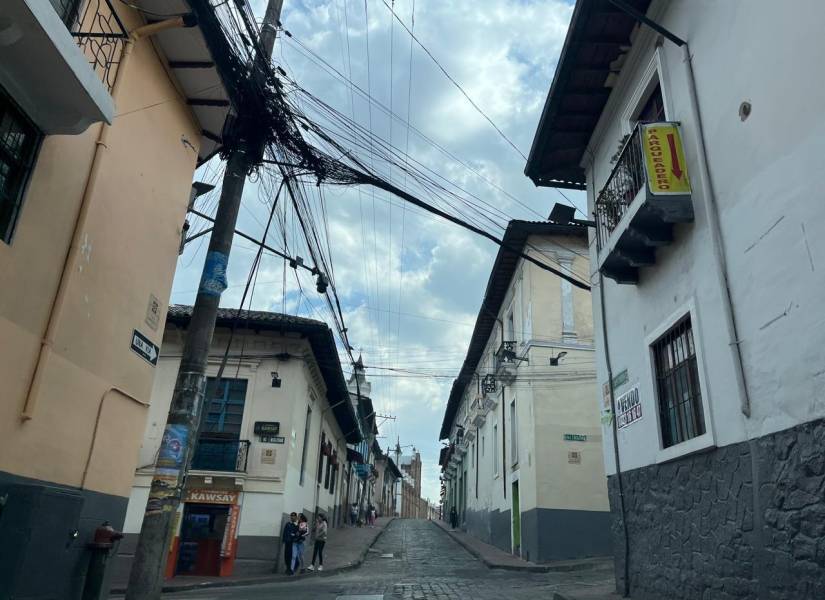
[158,424,189,468]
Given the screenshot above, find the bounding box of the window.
[193,378,247,471]
[493,424,499,476]
[49,0,82,27]
[0,89,41,244]
[299,406,312,485]
[510,399,518,466]
[636,82,665,123]
[652,316,705,448]
[506,309,515,341]
[202,378,247,436]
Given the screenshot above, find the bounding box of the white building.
[116,306,360,581]
[439,221,611,562]
[526,1,825,597]
[341,361,380,524]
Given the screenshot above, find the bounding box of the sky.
[170,0,584,504]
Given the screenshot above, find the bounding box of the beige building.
[116,307,360,581]
[439,220,610,562]
[0,1,236,597]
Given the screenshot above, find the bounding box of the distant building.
[397,451,432,519]
[439,220,611,562]
[342,359,379,524]
[0,1,237,596]
[372,444,402,517]
[118,307,360,580]
[526,0,825,596]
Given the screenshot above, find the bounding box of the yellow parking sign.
[641,123,691,195]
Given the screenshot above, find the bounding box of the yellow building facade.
[0,1,234,597]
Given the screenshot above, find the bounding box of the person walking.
[449,506,458,529]
[290,514,309,574]
[307,515,327,572]
[368,505,377,528]
[349,503,358,527]
[282,512,298,574]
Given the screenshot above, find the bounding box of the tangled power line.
[185,0,592,402]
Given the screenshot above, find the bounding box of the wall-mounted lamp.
[550,351,568,366]
[271,371,282,388]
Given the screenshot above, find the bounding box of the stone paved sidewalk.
[108,518,393,596]
[432,518,611,573]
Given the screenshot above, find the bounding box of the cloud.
[173,0,580,503]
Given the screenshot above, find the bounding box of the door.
[176,503,230,576]
[511,481,521,556]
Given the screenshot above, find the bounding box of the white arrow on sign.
[131,329,159,366]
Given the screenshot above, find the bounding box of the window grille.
[0,89,41,244]
[652,316,705,447]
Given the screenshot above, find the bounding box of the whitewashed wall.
[448,233,606,528]
[124,326,349,537]
[588,0,825,475]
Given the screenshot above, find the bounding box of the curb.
[430,520,608,574]
[110,518,395,596]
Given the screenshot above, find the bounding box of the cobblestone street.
[153,520,616,600]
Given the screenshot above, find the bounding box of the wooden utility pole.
[125,2,284,597]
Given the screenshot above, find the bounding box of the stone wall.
[607,418,825,600]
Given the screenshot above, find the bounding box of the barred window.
[652,316,705,448]
[0,89,41,244]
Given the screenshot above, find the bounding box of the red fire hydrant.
[82,521,124,600]
[90,521,124,549]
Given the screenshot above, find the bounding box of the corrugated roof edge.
[166,305,362,444]
[437,221,587,440]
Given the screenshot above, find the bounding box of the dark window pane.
[0,87,41,244]
[652,316,705,448]
[637,83,666,123]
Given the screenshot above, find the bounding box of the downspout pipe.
[681,43,752,417]
[609,0,751,418]
[586,146,630,596]
[598,272,631,597]
[21,16,197,421]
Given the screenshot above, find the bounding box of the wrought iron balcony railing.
[191,437,251,472]
[495,341,518,372]
[61,0,129,91]
[595,125,645,251]
[481,374,497,395]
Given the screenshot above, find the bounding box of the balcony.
[0,0,124,134]
[471,398,486,428]
[191,436,250,473]
[495,341,519,384]
[480,375,498,413]
[595,122,694,284]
